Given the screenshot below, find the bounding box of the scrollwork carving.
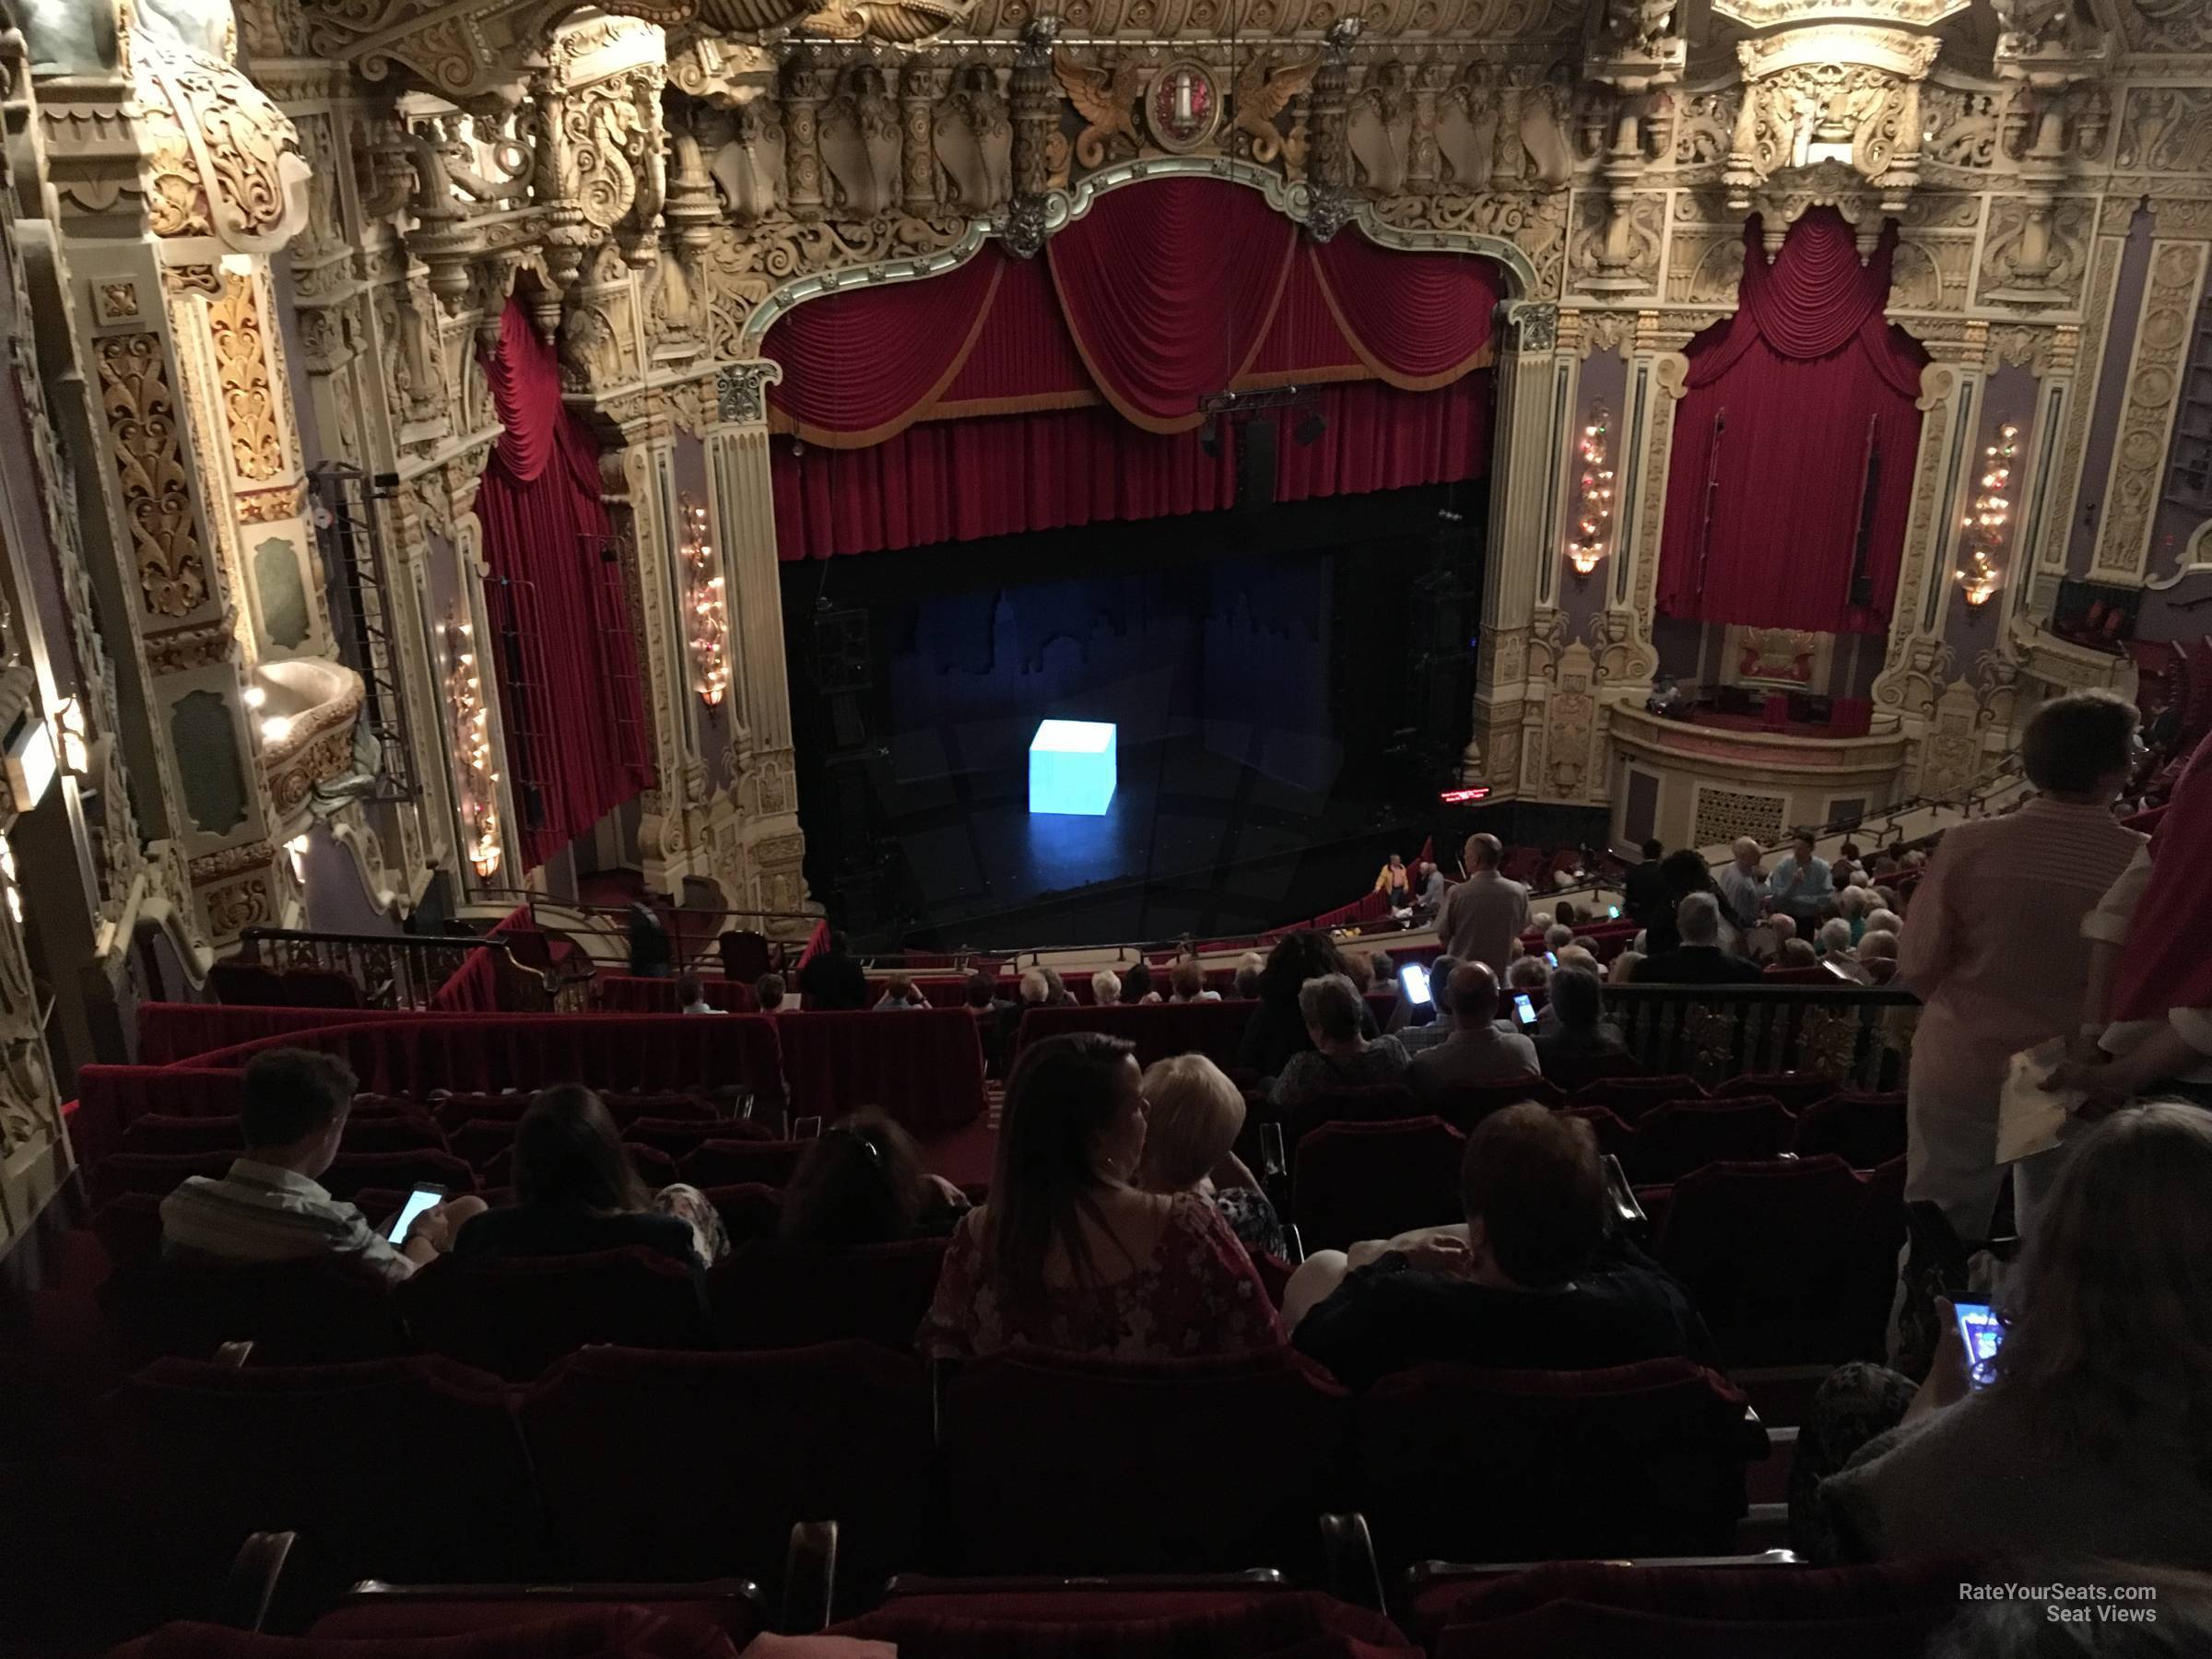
[207,272,286,483]
[97,334,206,620]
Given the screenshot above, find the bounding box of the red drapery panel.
[773,376,1490,560]
[1309,238,1500,389]
[1654,210,1929,637]
[477,305,654,870]
[1047,178,1300,433]
[764,251,1006,446]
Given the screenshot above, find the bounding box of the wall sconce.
[1956,421,2019,609]
[679,494,730,708]
[443,616,503,881]
[1566,406,1615,579]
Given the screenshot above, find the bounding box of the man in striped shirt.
[159,1048,481,1284]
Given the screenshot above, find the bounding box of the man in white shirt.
[1714,837,1767,932]
[1436,833,1531,975]
[160,1049,482,1284]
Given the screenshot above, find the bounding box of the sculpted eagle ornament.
[1232,52,1319,164]
[1053,53,1146,169]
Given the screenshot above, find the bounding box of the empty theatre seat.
[1559,1104,1630,1161]
[1292,1116,1464,1253]
[1409,1557,1971,1659]
[701,1182,783,1242]
[1794,1091,1908,1169]
[1351,1359,1760,1571]
[1716,1072,1839,1112]
[90,1149,234,1206]
[1012,999,1253,1071]
[101,1255,411,1367]
[835,1586,1420,1659]
[936,1346,1351,1578]
[112,1609,755,1659]
[1536,1048,1643,1095]
[100,1356,542,1613]
[1425,1076,1564,1132]
[519,1342,933,1599]
[1284,1082,1419,1148]
[121,1114,247,1158]
[1574,1075,1704,1123]
[1655,1156,1875,1365]
[776,1007,986,1134]
[1624,1098,1795,1185]
[681,1138,808,1187]
[395,1247,710,1380]
[710,1237,947,1350]
[90,1193,167,1277]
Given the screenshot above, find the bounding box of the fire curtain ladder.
[308,463,419,803]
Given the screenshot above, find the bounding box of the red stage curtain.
[477,305,654,870]
[763,251,1006,446]
[773,375,1489,559]
[1047,178,1299,433]
[1655,210,1929,637]
[1310,238,1500,388]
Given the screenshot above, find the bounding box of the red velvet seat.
[396,1247,710,1380]
[1559,1103,1631,1162]
[100,1253,411,1367]
[1409,1557,1971,1658]
[622,1117,734,1160]
[90,1192,167,1276]
[1010,999,1254,1072]
[446,1117,521,1172]
[1715,1071,1838,1112]
[334,1112,448,1155]
[519,1342,932,1604]
[1624,1099,1795,1185]
[708,1237,947,1350]
[1284,1082,1421,1149]
[121,1113,246,1158]
[1792,1091,1907,1169]
[100,1356,543,1616]
[1425,1075,1565,1133]
[320,1148,477,1201]
[680,1138,808,1188]
[1537,1047,1643,1095]
[112,1606,737,1659]
[306,1590,764,1651]
[937,1346,1352,1578]
[1292,1115,1465,1253]
[701,1182,784,1242]
[776,1007,985,1134]
[89,1149,234,1206]
[1572,1074,1705,1122]
[1350,1359,1759,1572]
[1654,1156,1874,1365]
[1834,1156,1908,1359]
[834,1585,1419,1658]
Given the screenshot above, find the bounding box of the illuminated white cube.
[1029,720,1117,816]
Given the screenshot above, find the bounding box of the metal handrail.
[238,924,588,1011]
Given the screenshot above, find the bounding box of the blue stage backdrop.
[884,552,1337,794]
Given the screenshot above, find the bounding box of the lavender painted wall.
[2065,206,2157,576]
[1945,364,2041,661]
[1559,349,1627,638]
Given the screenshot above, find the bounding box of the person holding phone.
[1406,964,1539,1103]
[160,1049,483,1284]
[1794,1103,2212,1568]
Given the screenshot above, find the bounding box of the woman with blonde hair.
[1805,1102,2212,1566]
[1135,1053,1285,1257]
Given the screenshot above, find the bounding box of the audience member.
[1040,966,1076,1006]
[1406,964,1539,1101]
[1232,958,1264,999]
[1715,837,1767,931]
[1894,693,2145,1242]
[1608,949,1643,984]
[1535,966,1630,1078]
[1374,853,1413,906]
[676,972,719,1015]
[1543,923,1575,955]
[1802,1103,2212,1567]
[1414,858,1448,916]
[1768,831,1836,930]
[1018,967,1053,1007]
[965,969,1019,1070]
[1506,955,1551,991]
[1120,961,1162,1005]
[1090,969,1123,1006]
[1394,955,1461,1055]
[1135,1053,1285,1257]
[1554,900,1580,928]
[1271,974,1411,1108]
[1857,930,1900,983]
[1769,912,1798,950]
[1817,917,1856,959]
[1641,849,1741,958]
[779,1110,970,1246]
[1436,832,1531,974]
[1368,948,1396,988]
[918,1033,1284,1359]
[1168,958,1220,1003]
[873,972,925,1010]
[1554,943,1600,978]
[626,901,673,979]
[1779,937,1818,969]
[1530,909,1556,935]
[454,1086,718,1272]
[1641,893,1763,985]
[1235,932,1375,1077]
[1865,907,1904,939]
[754,972,786,1012]
[1340,951,1376,995]
[160,1050,483,1284]
[1622,838,1670,930]
[1838,885,1872,941]
[1284,1105,1713,1389]
[798,931,870,1010]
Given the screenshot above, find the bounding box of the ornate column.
[1465,300,1560,797]
[783,52,830,222]
[899,53,942,218]
[2087,237,2212,585]
[704,361,808,927]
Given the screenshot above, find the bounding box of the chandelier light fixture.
[1957,421,2018,608]
[1567,406,1616,578]
[680,494,730,708]
[443,615,502,880]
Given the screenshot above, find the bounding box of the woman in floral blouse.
[918,1032,1285,1360]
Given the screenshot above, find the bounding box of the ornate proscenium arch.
[737,156,1536,356]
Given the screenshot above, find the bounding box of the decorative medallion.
[1146,61,1218,154]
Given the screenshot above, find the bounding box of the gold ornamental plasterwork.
[97,334,207,620]
[134,36,310,253]
[239,482,311,524]
[2092,239,2212,582]
[209,274,286,482]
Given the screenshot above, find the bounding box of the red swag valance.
[761,179,1503,559]
[1654,209,1929,637]
[477,303,654,871]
